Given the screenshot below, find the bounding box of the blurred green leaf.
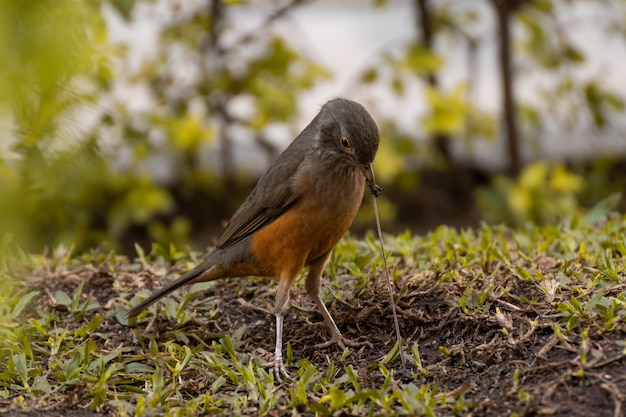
[421,85,467,136]
[585,193,622,223]
[477,161,587,226]
[112,0,138,20]
[398,42,443,75]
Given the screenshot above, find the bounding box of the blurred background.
[1,0,625,255]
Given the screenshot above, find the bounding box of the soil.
[3,255,626,417]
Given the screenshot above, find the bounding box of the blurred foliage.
[477,161,585,226]
[359,0,625,172]
[357,1,498,175]
[0,0,111,251]
[360,0,626,228]
[0,0,329,252]
[580,157,626,209]
[0,234,29,296]
[421,85,496,141]
[478,156,626,226]
[517,1,626,129]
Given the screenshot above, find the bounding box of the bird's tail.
[126,262,217,318]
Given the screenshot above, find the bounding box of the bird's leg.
[305,253,363,349]
[270,274,295,382]
[311,296,361,349]
[273,314,289,381]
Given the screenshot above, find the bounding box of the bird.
[127,98,380,380]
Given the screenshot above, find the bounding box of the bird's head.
[316,98,381,194]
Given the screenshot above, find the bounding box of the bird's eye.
[340,135,351,150]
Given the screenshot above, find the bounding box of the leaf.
[63,353,82,381]
[12,291,39,319]
[421,85,468,136]
[112,0,138,20]
[124,362,154,374]
[55,291,72,307]
[31,375,52,393]
[400,43,443,74]
[12,353,29,386]
[361,68,378,84]
[345,365,361,392]
[550,164,583,193]
[586,193,622,223]
[328,385,348,410]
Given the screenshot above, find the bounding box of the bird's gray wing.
[215,145,307,250]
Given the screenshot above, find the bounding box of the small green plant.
[476,161,585,226]
[3,211,626,415]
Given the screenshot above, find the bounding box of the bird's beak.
[362,162,382,197]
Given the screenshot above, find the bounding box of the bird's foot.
[263,354,291,383]
[315,332,373,350]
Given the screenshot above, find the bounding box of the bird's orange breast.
[250,186,362,278]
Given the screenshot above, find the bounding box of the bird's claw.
[275,358,291,382]
[263,355,292,382]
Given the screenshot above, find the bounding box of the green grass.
[1,207,626,415]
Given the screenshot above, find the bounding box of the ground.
[2,219,626,416]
